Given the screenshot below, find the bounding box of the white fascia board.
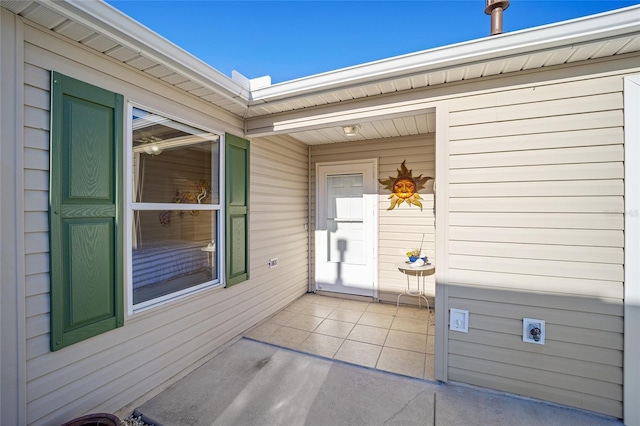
[251,4,640,102]
[38,0,251,108]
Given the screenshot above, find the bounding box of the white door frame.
[315,159,378,298]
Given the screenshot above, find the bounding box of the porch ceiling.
[5,1,640,144]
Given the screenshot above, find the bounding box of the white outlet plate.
[450,308,469,333]
[269,258,278,268]
[523,318,545,344]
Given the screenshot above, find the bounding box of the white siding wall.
[21,24,308,425]
[310,134,436,303]
[444,73,626,417]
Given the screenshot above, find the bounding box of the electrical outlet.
[269,258,278,268]
[449,308,469,333]
[523,318,545,344]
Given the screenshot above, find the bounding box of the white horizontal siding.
[449,226,623,247]
[449,254,622,281]
[449,110,623,140]
[449,180,623,197]
[449,127,623,155]
[449,92,622,127]
[21,26,309,425]
[444,70,625,418]
[450,162,623,183]
[449,240,622,264]
[449,212,623,230]
[450,145,623,169]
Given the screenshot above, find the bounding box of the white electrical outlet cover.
[450,308,469,333]
[523,318,545,345]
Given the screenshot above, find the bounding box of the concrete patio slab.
[135,338,622,426]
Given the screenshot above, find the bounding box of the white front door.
[315,160,377,298]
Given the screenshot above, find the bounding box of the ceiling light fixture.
[343,125,360,136]
[136,136,164,156]
[142,144,163,155]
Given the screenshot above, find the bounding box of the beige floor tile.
[246,294,439,381]
[395,306,430,320]
[425,354,435,380]
[245,322,280,340]
[311,296,344,307]
[347,324,389,345]
[282,302,307,314]
[384,329,427,353]
[298,303,335,318]
[334,340,382,368]
[327,308,364,323]
[286,313,324,332]
[269,310,298,325]
[391,316,428,334]
[337,299,370,312]
[376,347,425,379]
[298,333,344,358]
[314,319,355,338]
[297,293,321,303]
[365,303,398,315]
[294,294,319,305]
[264,326,310,349]
[358,312,394,329]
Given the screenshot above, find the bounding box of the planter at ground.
[60,413,120,426]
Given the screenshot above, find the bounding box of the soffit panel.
[394,78,414,92]
[144,64,176,79]
[594,37,637,58]
[445,68,466,83]
[53,20,95,42]
[161,74,189,85]
[286,111,437,145]
[20,3,67,28]
[619,37,640,54]
[543,47,576,66]
[105,45,139,62]
[126,55,160,71]
[81,33,119,52]
[7,1,251,119]
[499,56,528,74]
[567,41,608,62]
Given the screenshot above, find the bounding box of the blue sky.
[105,1,639,84]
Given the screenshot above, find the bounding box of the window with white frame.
[129,106,222,309]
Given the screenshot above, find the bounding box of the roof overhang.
[251,4,640,104]
[4,1,640,143]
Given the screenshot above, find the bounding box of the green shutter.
[225,133,250,287]
[49,72,123,351]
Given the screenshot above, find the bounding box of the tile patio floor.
[244,293,435,381]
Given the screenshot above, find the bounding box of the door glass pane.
[327,174,364,265]
[327,174,363,220]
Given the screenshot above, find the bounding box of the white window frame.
[125,103,225,314]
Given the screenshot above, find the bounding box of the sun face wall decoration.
[379,160,432,211]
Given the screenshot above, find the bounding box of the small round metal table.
[395,261,435,311]
[201,244,216,266]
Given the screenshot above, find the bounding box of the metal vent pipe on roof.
[485,0,510,35]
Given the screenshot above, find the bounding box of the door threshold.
[314,290,377,303]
